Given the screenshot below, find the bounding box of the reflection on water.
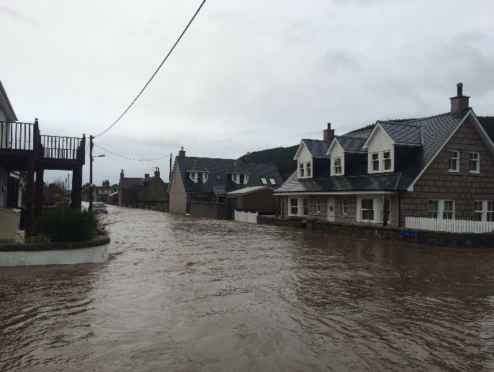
[1,205,494,371]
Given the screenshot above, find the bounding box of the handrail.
[0,121,36,151]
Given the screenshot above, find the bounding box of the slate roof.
[227,162,250,174]
[186,160,209,173]
[302,139,331,157]
[143,176,155,184]
[335,136,368,153]
[277,111,469,194]
[121,178,142,189]
[379,121,422,145]
[174,157,283,196]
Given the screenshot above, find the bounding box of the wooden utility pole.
[89,135,93,211]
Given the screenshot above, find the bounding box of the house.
[118,168,168,206]
[0,79,86,238]
[275,84,494,227]
[168,148,283,219]
[81,180,118,202]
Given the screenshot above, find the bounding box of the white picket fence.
[235,211,259,224]
[405,216,494,233]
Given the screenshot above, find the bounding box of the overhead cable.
[94,0,207,138]
[94,144,172,161]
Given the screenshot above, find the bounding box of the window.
[429,200,438,218]
[261,177,268,185]
[383,151,391,171]
[341,199,347,215]
[269,178,276,185]
[475,201,483,221]
[382,199,391,223]
[298,162,312,178]
[217,196,224,204]
[302,199,309,215]
[239,174,245,184]
[232,174,249,185]
[429,200,454,220]
[197,172,204,184]
[290,199,298,215]
[333,158,342,175]
[475,201,494,221]
[469,152,480,173]
[315,198,321,214]
[216,174,221,180]
[361,199,374,221]
[372,153,379,171]
[449,150,459,172]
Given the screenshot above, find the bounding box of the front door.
[326,197,335,222]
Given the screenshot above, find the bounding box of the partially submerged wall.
[258,216,494,248]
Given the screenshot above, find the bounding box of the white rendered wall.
[328,141,345,176]
[366,126,394,173]
[0,243,110,266]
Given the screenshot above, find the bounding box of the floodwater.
[1,206,494,371]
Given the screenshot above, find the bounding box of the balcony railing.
[40,135,84,161]
[0,120,85,162]
[0,121,36,151]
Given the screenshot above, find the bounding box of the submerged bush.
[33,208,98,242]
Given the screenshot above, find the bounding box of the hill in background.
[246,116,494,181]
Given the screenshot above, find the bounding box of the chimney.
[450,82,470,114]
[154,167,160,179]
[120,169,124,180]
[245,152,252,162]
[145,173,150,178]
[178,147,186,158]
[323,123,335,141]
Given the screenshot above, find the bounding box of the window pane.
[269,178,276,185]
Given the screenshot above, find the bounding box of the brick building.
[168,148,282,218]
[275,84,494,227]
[118,168,168,206]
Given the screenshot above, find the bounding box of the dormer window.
[269,178,276,185]
[333,158,342,175]
[371,153,379,171]
[383,151,391,170]
[261,177,268,185]
[232,174,249,185]
[190,172,208,184]
[298,161,312,179]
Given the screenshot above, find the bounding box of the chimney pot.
[457,82,463,96]
[145,173,150,178]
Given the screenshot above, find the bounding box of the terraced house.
[275,84,494,227]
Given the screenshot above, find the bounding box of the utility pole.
[89,135,93,211]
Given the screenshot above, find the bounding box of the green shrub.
[137,198,169,204]
[54,201,69,207]
[33,208,98,242]
[51,194,64,203]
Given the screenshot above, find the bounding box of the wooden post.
[34,163,44,218]
[25,156,36,237]
[71,164,83,209]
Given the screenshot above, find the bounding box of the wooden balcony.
[0,120,85,170]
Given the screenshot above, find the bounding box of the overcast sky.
[2,0,494,186]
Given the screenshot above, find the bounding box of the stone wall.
[191,202,227,219]
[143,178,169,200]
[258,216,494,248]
[401,119,494,220]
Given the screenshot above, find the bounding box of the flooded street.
[1,205,494,371]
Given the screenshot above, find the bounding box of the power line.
[94,0,207,138]
[94,144,172,161]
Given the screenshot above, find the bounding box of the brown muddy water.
[1,206,494,371]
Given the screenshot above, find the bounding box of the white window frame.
[315,198,321,214]
[289,197,309,216]
[341,199,347,215]
[333,157,342,176]
[383,151,392,171]
[469,152,480,173]
[232,174,249,185]
[298,161,312,179]
[475,200,494,222]
[189,172,197,183]
[371,153,379,172]
[448,150,460,172]
[429,199,455,220]
[360,199,374,221]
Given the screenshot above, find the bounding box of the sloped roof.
[143,176,155,183]
[277,110,470,194]
[227,162,250,174]
[186,160,209,173]
[226,186,270,196]
[174,157,283,196]
[121,177,141,189]
[379,121,422,145]
[302,139,331,157]
[335,136,367,153]
[0,80,18,122]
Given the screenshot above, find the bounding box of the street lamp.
[89,134,105,212]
